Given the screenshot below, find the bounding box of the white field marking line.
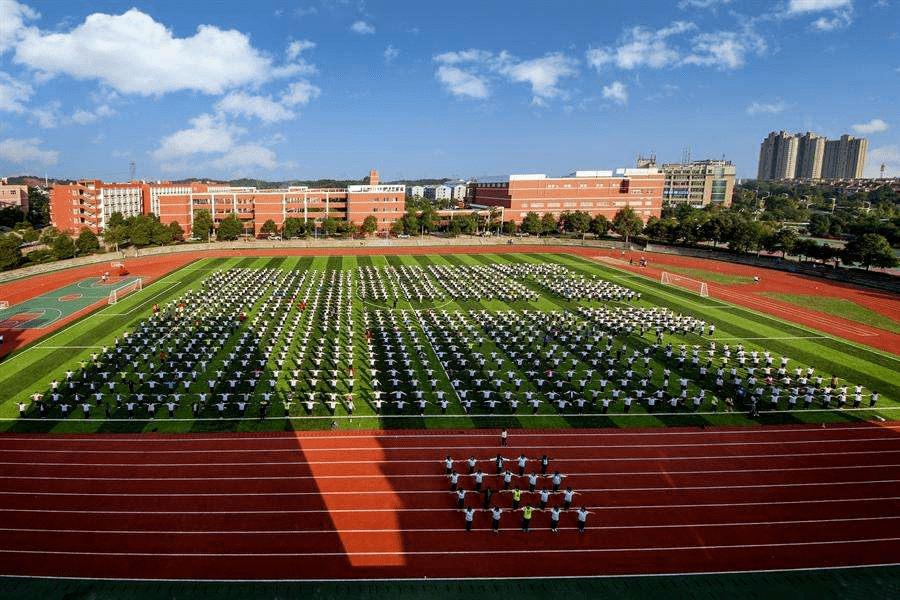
[9,402,895,423]
[5,495,899,516]
[5,435,900,454]
[104,281,181,317]
[0,422,896,441]
[4,515,900,536]
[5,463,899,482]
[714,286,878,337]
[2,537,900,558]
[29,346,105,350]
[714,335,831,341]
[3,479,899,497]
[6,449,898,468]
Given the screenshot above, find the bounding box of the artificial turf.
[761,292,900,334]
[0,252,897,434]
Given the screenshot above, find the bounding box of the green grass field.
[1,251,897,433]
[656,264,755,285]
[762,292,900,334]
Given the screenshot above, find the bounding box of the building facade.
[0,181,28,213]
[822,134,868,179]
[472,168,664,223]
[51,170,405,236]
[757,131,798,181]
[658,160,735,207]
[795,132,826,180]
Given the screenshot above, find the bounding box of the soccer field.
[0,251,897,433]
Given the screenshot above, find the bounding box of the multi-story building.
[822,134,868,179]
[757,131,868,181]
[51,169,405,236]
[434,185,453,201]
[451,183,468,202]
[795,132,826,180]
[472,168,664,223]
[757,131,798,181]
[0,180,28,213]
[655,160,735,207]
[409,185,426,198]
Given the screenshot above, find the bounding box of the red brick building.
[472,169,664,223]
[51,170,405,236]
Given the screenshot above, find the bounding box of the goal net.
[660,271,709,297]
[108,278,142,305]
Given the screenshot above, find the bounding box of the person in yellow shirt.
[521,504,533,532]
[510,487,522,510]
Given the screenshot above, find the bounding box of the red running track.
[1,423,900,580]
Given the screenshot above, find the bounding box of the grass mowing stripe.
[761,293,900,335]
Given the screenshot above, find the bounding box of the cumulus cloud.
[495,52,578,104]
[602,81,628,105]
[0,0,38,54]
[151,113,236,161]
[810,12,853,30]
[433,49,577,103]
[0,70,32,112]
[286,39,316,61]
[746,100,789,115]
[384,44,399,63]
[852,118,889,134]
[435,65,489,99]
[13,8,273,95]
[71,104,116,125]
[281,80,322,106]
[215,92,296,123]
[787,0,852,13]
[588,21,764,72]
[350,20,375,35]
[212,144,278,173]
[864,145,900,177]
[0,136,58,166]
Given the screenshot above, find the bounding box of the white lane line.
[3,515,899,536]
[3,495,897,515]
[2,537,899,557]
[2,479,898,496]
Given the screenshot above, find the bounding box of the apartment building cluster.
[50,170,406,236]
[758,131,868,181]
[409,182,468,203]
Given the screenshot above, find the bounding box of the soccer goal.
[108,278,142,305]
[660,271,709,297]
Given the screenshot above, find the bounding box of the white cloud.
[0,70,32,112]
[286,40,316,61]
[678,0,731,7]
[71,104,116,125]
[434,49,493,65]
[13,8,273,95]
[852,118,889,134]
[684,31,759,69]
[810,12,853,29]
[0,0,38,54]
[151,113,236,161]
[746,100,788,115]
[282,80,322,106]
[495,52,578,104]
[384,44,399,63]
[602,81,628,105]
[30,101,60,128]
[435,65,489,99]
[787,0,852,13]
[0,137,58,166]
[865,145,900,177]
[212,144,278,173]
[350,20,375,35]
[215,92,296,123]
[587,22,694,70]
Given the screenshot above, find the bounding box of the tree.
[103,225,128,250]
[52,232,76,260]
[612,207,643,245]
[540,213,558,236]
[842,233,899,270]
[566,211,591,235]
[502,220,516,235]
[127,214,155,246]
[419,207,438,233]
[216,213,243,241]
[151,219,173,245]
[0,235,21,270]
[389,220,405,236]
[521,212,542,236]
[589,215,610,237]
[260,219,278,235]
[168,221,184,242]
[772,228,798,258]
[0,206,23,228]
[107,212,126,229]
[282,217,304,238]
[808,213,831,237]
[27,186,50,227]
[360,215,378,236]
[75,228,100,255]
[321,217,341,236]
[192,209,214,241]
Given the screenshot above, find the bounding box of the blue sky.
[0,0,897,182]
